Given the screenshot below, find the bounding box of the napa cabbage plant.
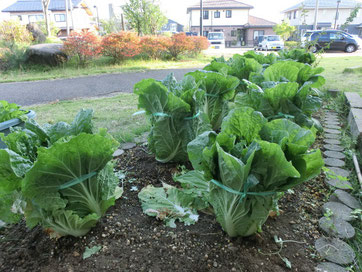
[0,109,123,237]
[203,54,263,92]
[0,100,27,122]
[235,80,323,131]
[134,74,214,163]
[185,107,324,237]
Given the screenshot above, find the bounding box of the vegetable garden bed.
[0,143,329,272]
[3,49,354,271]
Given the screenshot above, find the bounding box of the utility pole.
[313,0,319,30]
[69,0,75,31]
[334,0,341,29]
[200,0,203,36]
[65,0,70,36]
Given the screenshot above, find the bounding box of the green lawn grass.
[319,56,362,97]
[25,93,149,143]
[0,55,211,83]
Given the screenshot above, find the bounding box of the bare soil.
[0,143,329,272]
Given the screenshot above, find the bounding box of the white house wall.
[190,9,249,27]
[285,8,362,26]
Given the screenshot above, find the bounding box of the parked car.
[303,30,360,53]
[260,35,284,51]
[254,35,265,50]
[207,32,225,49]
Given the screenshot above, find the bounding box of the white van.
[260,35,284,51]
[207,32,225,49]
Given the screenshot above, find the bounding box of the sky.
[158,0,302,26]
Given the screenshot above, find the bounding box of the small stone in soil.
[334,190,362,209]
[324,129,341,135]
[113,149,125,157]
[324,144,344,152]
[315,237,355,265]
[324,133,340,139]
[122,143,137,150]
[324,139,341,145]
[315,262,348,272]
[322,202,353,222]
[324,158,345,167]
[319,217,355,239]
[324,151,346,159]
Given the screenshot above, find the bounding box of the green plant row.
[136,49,325,237]
[0,110,122,237]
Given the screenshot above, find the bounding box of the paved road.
[0,68,198,106]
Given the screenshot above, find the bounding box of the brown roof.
[187,0,253,12]
[246,15,276,27]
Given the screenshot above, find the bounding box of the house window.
[226,10,232,18]
[253,30,265,40]
[214,11,220,18]
[170,23,177,32]
[203,10,209,19]
[293,11,297,19]
[11,15,22,21]
[231,30,237,37]
[28,15,44,23]
[54,14,66,22]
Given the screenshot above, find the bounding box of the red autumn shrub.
[166,33,193,59]
[62,30,101,66]
[140,36,170,59]
[189,36,209,55]
[101,32,141,62]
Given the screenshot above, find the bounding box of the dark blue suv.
[304,30,360,53]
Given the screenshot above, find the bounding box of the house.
[161,19,184,34]
[283,0,362,36]
[186,0,276,47]
[0,0,17,21]
[2,0,96,36]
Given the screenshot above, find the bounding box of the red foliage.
[189,36,209,55]
[140,36,170,59]
[101,32,141,62]
[62,30,101,65]
[166,33,193,59]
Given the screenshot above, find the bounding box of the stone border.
[315,109,360,269]
[345,92,362,155]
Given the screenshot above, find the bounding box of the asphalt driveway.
[0,68,198,106]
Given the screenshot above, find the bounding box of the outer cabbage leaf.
[264,82,299,112]
[281,150,324,190]
[263,61,300,82]
[250,141,300,191]
[138,184,199,228]
[259,119,316,158]
[174,170,210,210]
[45,109,94,144]
[221,107,267,144]
[0,150,32,223]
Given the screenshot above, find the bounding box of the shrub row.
[63,31,209,65]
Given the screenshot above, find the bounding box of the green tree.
[341,4,361,30]
[273,20,296,41]
[41,0,51,37]
[122,0,167,36]
[299,3,309,25]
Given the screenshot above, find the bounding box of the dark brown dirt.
[0,143,329,272]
